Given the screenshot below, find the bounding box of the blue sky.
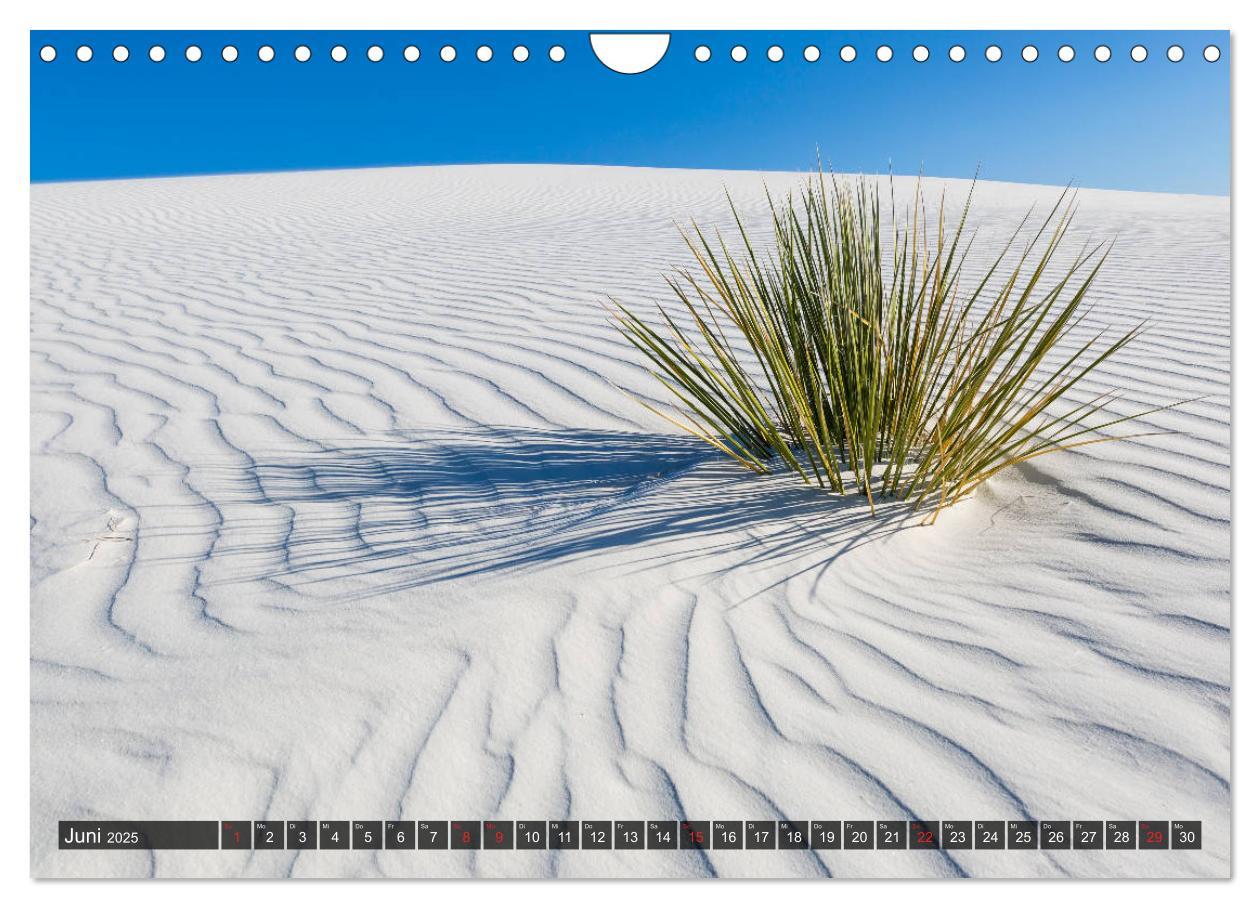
[30,30,1229,194]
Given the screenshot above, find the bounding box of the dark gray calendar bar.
[58,819,1202,850]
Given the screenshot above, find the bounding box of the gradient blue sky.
[30,30,1230,194]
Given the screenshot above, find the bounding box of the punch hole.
[985,45,1002,62]
[1021,45,1038,62]
[258,45,275,63]
[440,45,456,62]
[876,45,893,62]
[185,45,202,62]
[767,45,784,62]
[404,45,421,62]
[1167,45,1184,62]
[1131,45,1148,62]
[512,46,528,62]
[367,45,384,62]
[150,46,166,63]
[1204,45,1221,62]
[731,45,747,62]
[221,45,238,63]
[112,45,129,63]
[694,45,711,62]
[949,45,965,62]
[331,45,348,62]
[39,45,56,62]
[803,45,820,62]
[476,45,493,62]
[549,45,566,62]
[1058,45,1075,62]
[1094,45,1111,62]
[839,45,856,62]
[76,45,93,63]
[912,45,929,62]
[589,33,668,73]
[295,45,311,62]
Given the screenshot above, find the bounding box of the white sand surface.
[30,165,1230,878]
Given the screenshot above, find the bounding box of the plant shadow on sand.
[193,427,927,598]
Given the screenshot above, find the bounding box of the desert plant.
[612,170,1161,522]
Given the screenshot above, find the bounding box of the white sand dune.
[30,165,1229,878]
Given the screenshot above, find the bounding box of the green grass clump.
[613,171,1158,522]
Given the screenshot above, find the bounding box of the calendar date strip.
[59,819,1201,851]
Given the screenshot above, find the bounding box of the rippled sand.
[30,165,1229,878]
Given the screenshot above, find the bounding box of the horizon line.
[29,159,1230,198]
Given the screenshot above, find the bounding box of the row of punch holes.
[38,41,1222,65]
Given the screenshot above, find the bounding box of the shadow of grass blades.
[613,172,1165,522]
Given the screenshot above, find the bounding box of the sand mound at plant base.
[30,165,1229,878]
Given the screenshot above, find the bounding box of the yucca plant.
[613,170,1162,522]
